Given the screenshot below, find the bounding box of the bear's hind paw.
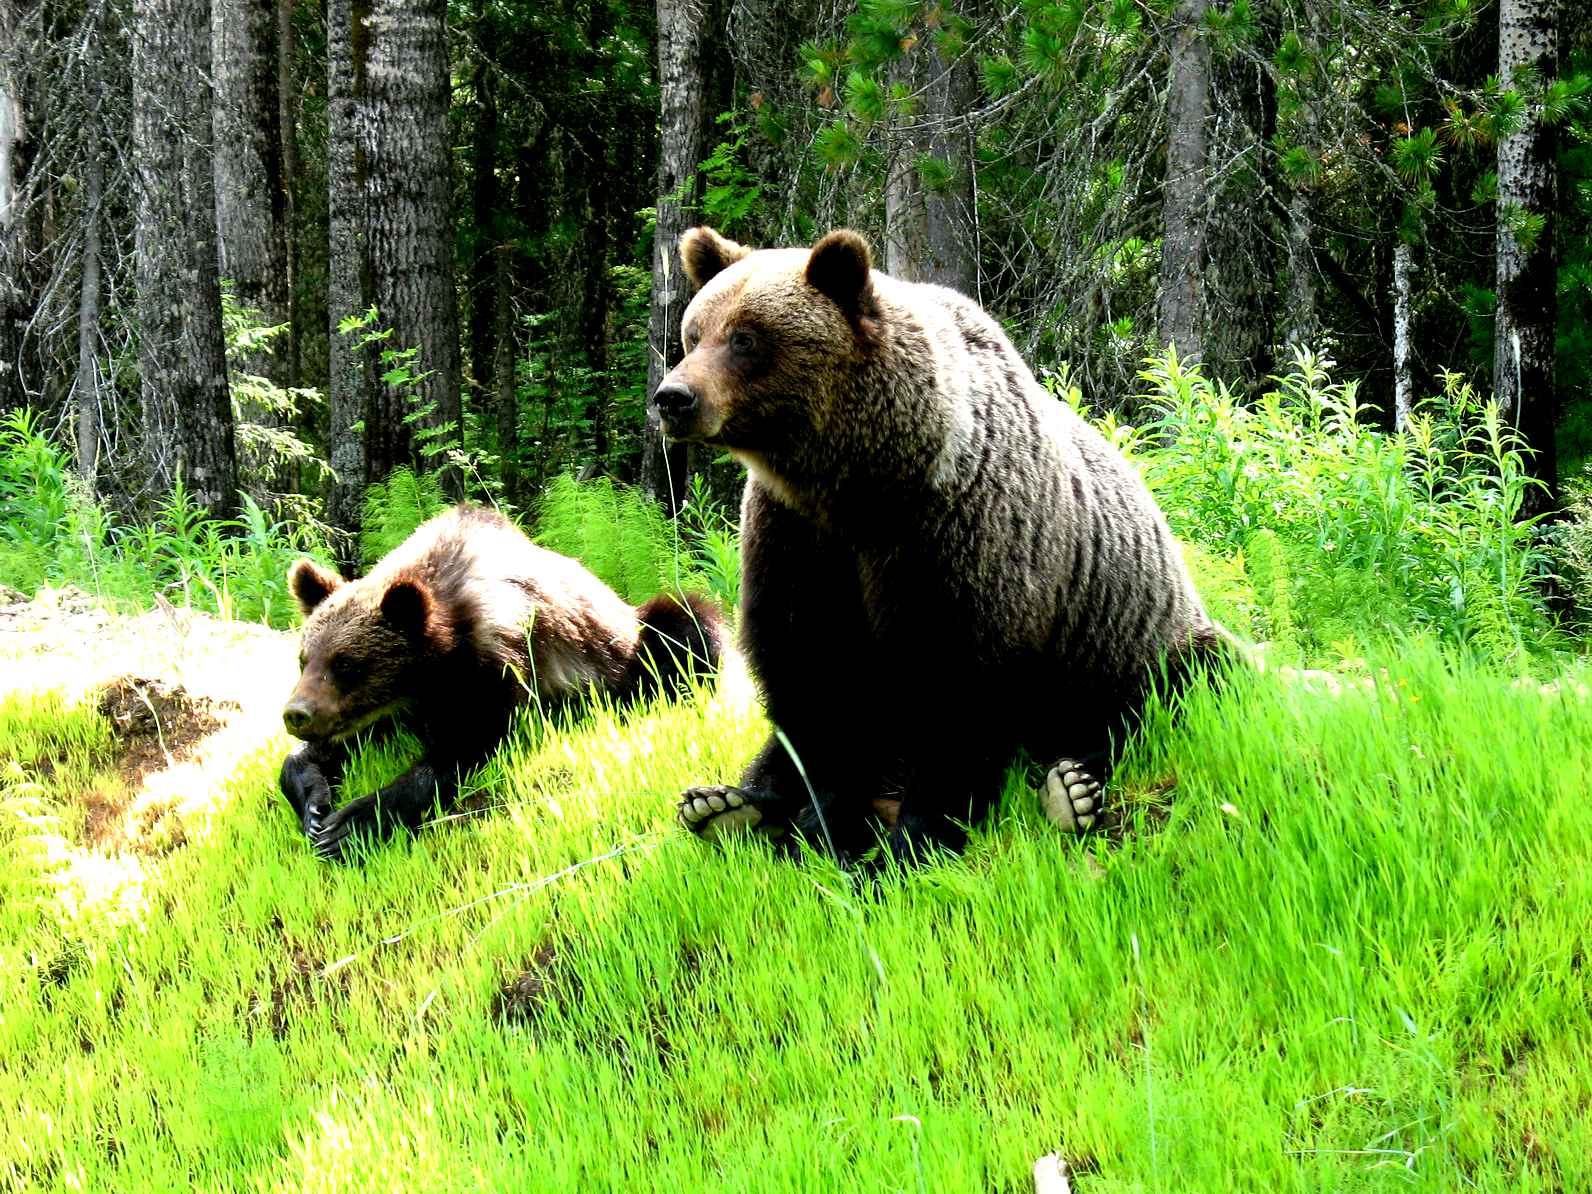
[1042,760,1104,834]
[677,786,765,839]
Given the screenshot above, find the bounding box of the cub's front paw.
[677,785,765,839]
[1042,759,1104,833]
[309,796,378,861]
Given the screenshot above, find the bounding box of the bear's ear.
[379,577,434,640]
[805,229,875,320]
[679,226,751,292]
[288,558,343,615]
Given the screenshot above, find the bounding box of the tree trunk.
[325,0,372,552]
[884,24,977,296]
[132,0,238,520]
[213,0,290,364]
[1493,0,1558,505]
[1392,240,1413,432]
[277,0,300,386]
[1284,186,1316,350]
[642,0,710,514]
[1202,30,1276,390]
[76,124,104,484]
[363,0,463,495]
[468,24,499,402]
[1158,0,1210,364]
[493,245,518,509]
[0,0,23,412]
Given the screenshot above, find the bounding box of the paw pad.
[1042,759,1103,834]
[677,786,764,839]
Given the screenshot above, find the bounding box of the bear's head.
[650,226,880,474]
[281,559,449,742]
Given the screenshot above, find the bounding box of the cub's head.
[280,559,449,742]
[650,226,880,461]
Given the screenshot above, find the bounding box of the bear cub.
[280,505,723,859]
[652,226,1236,868]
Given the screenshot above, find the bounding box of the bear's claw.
[677,785,765,839]
[1042,759,1104,834]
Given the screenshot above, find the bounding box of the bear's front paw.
[309,797,378,861]
[677,785,765,839]
[1042,759,1104,834]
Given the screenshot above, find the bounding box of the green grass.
[1,646,1589,1191]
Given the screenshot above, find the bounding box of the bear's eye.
[298,650,307,670]
[729,328,757,355]
[682,323,700,352]
[328,654,365,685]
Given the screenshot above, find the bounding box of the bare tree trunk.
[1158,0,1209,364]
[325,0,372,552]
[1282,10,1321,350]
[1284,188,1316,349]
[1203,30,1276,390]
[0,0,23,412]
[642,0,709,514]
[277,0,300,385]
[468,14,499,401]
[364,0,463,495]
[1392,240,1413,432]
[132,0,238,520]
[1494,0,1559,505]
[213,0,289,362]
[76,125,104,484]
[493,245,518,509]
[884,25,977,296]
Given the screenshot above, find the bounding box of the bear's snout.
[650,379,699,431]
[282,698,317,738]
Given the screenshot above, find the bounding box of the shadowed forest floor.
[1,589,1589,1191]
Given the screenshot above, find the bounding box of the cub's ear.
[288,558,343,616]
[379,577,434,640]
[679,226,752,292]
[806,229,875,320]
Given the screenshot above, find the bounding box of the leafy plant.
[360,466,450,567]
[1134,348,1554,662]
[534,473,711,607]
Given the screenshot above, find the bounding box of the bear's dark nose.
[651,380,698,421]
[283,700,314,737]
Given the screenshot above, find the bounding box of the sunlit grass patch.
[0,644,1588,1190]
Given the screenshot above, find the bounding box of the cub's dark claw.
[1042,758,1104,833]
[677,785,765,839]
[309,799,376,861]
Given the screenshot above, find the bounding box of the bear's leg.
[280,739,350,836]
[678,731,879,862]
[309,762,458,861]
[1039,625,1243,835]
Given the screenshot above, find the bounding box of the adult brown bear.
[651,226,1233,867]
[279,505,723,859]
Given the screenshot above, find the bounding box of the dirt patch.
[1101,772,1180,845]
[267,949,324,1040]
[82,676,237,853]
[493,943,570,1027]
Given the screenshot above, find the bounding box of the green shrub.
[1135,348,1554,661]
[534,473,713,606]
[360,466,450,566]
[0,409,330,627]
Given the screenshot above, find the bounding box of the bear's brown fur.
[279,505,724,859]
[652,226,1234,866]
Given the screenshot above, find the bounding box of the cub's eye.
[682,325,700,352]
[729,329,757,354]
[298,651,307,670]
[328,655,364,684]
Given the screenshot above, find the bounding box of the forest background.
[1,0,1591,656]
[5,6,1592,1188]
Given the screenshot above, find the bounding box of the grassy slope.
[1,648,1590,1192]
